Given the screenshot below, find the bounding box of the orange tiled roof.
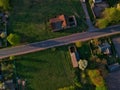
[49,14,67,28]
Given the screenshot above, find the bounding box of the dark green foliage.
[0,0,10,10]
[96,19,109,29]
[107,0,120,7]
[96,7,120,28]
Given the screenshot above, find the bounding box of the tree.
[78,59,88,71]
[7,33,20,46]
[96,19,109,29]
[96,7,120,28]
[0,0,10,10]
[0,32,7,38]
[88,69,107,90]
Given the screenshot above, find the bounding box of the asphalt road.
[0,25,120,59]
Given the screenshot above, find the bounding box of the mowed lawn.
[9,0,87,42]
[15,46,75,90]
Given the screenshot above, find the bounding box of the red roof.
[49,14,67,28]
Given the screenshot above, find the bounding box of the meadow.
[9,0,87,43]
[15,46,75,90]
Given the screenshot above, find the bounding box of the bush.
[9,56,15,60]
[7,33,20,46]
[78,60,88,71]
[0,0,10,10]
[96,86,107,90]
[75,41,82,48]
[97,7,120,28]
[88,69,105,87]
[58,86,75,90]
[96,19,109,29]
[0,32,7,38]
[107,0,118,7]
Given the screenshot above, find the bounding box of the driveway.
[105,37,120,90]
[112,37,120,57]
[106,70,120,90]
[93,1,109,18]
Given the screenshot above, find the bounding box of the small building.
[98,43,111,55]
[49,14,77,32]
[68,46,80,68]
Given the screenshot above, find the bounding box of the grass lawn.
[9,0,87,43]
[15,46,75,90]
[77,42,91,59]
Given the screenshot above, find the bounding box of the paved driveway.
[112,37,120,57]
[106,37,120,90]
[106,70,120,90]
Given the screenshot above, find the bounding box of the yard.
[9,0,87,43]
[15,46,75,90]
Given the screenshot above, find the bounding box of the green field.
[15,46,75,90]
[9,0,87,43]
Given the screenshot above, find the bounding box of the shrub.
[9,56,15,60]
[88,69,105,87]
[96,19,109,29]
[7,33,20,46]
[78,59,88,71]
[58,86,75,90]
[0,0,10,10]
[75,41,82,48]
[0,32,7,38]
[97,7,120,28]
[96,86,107,90]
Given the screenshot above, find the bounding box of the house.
[68,46,80,68]
[49,14,77,31]
[93,0,102,3]
[98,43,111,55]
